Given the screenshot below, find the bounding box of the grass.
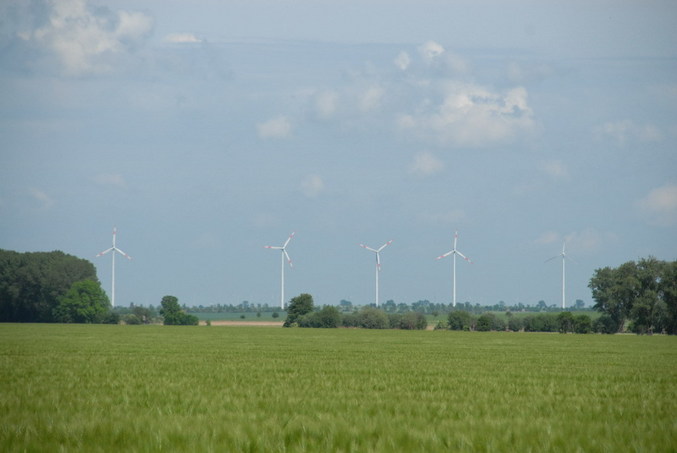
[1,324,675,452]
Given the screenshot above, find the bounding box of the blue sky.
[1,0,676,309]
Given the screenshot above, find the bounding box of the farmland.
[1,324,675,452]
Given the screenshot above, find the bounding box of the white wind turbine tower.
[265,232,295,310]
[436,231,472,308]
[359,240,392,307]
[96,227,132,308]
[546,241,573,309]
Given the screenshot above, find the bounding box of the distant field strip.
[1,325,675,452]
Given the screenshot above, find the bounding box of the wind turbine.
[359,240,392,307]
[546,241,573,309]
[96,227,132,308]
[265,232,295,310]
[436,231,472,308]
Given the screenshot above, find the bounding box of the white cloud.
[563,229,619,254]
[359,86,384,112]
[93,173,127,189]
[418,41,445,64]
[542,160,569,180]
[394,51,411,71]
[534,231,560,245]
[300,174,324,198]
[398,83,535,148]
[314,91,339,119]
[535,229,618,254]
[257,116,292,139]
[29,187,54,209]
[165,33,201,43]
[595,119,663,146]
[409,152,444,176]
[20,0,153,76]
[637,183,677,226]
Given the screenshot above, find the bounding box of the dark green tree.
[0,250,99,322]
[399,311,427,330]
[557,311,575,333]
[590,258,677,334]
[447,310,475,331]
[53,280,111,323]
[283,293,314,327]
[299,305,341,328]
[355,306,389,329]
[160,295,198,325]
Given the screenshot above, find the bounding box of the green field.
[1,324,675,452]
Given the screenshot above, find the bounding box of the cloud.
[542,160,569,180]
[314,91,339,119]
[409,152,444,176]
[164,33,201,43]
[637,183,677,226]
[394,51,411,71]
[595,120,663,146]
[535,229,618,254]
[300,174,325,198]
[93,173,127,189]
[359,86,384,112]
[257,116,292,139]
[29,187,54,209]
[398,83,535,148]
[534,231,560,245]
[418,41,445,64]
[14,0,153,76]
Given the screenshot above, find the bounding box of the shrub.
[508,317,523,332]
[399,312,427,330]
[574,314,592,334]
[593,314,619,334]
[299,306,341,328]
[356,307,389,329]
[448,311,475,331]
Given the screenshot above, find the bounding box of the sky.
[1,0,676,309]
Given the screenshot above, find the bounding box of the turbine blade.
[114,247,132,260]
[376,252,381,270]
[284,232,295,248]
[96,247,113,257]
[360,244,378,253]
[284,249,293,268]
[545,255,559,263]
[377,240,393,252]
[436,251,453,260]
[457,251,472,263]
[264,245,282,249]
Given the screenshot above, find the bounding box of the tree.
[355,306,389,329]
[299,305,341,328]
[53,280,111,323]
[160,295,198,325]
[590,258,677,334]
[447,310,474,331]
[399,311,427,330]
[557,312,575,333]
[0,249,99,322]
[573,314,592,334]
[283,293,314,327]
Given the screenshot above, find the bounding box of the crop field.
[1,324,675,452]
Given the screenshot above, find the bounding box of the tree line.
[0,249,115,323]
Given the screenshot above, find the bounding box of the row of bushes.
[445,311,612,333]
[294,306,428,330]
